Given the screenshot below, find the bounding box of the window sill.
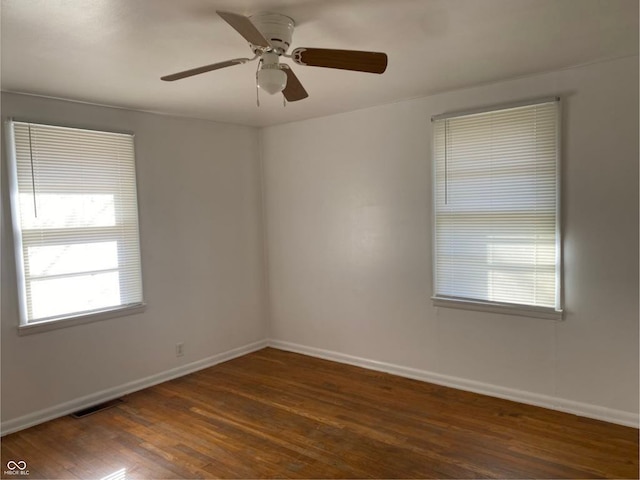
[17,303,147,336]
[432,296,563,320]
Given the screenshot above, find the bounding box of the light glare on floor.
[100,468,126,480]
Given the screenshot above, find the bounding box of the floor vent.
[71,398,123,418]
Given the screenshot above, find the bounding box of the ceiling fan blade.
[291,48,387,74]
[161,58,248,81]
[217,11,271,48]
[281,65,309,102]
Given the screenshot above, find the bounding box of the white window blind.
[432,100,561,313]
[7,121,144,325]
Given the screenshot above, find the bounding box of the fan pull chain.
[255,59,261,107]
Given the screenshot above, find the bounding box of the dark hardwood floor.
[1,347,638,479]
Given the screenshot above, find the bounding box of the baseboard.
[1,339,269,436]
[268,339,639,428]
[4,338,636,435]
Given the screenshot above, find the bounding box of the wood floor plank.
[1,347,637,479]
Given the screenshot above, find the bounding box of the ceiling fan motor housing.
[249,13,295,54]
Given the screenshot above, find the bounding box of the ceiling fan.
[161,11,388,102]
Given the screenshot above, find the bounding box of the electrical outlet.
[176,342,184,357]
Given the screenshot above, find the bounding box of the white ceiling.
[1,0,638,127]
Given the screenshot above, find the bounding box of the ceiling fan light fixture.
[257,67,287,95]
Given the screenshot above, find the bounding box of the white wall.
[261,56,639,420]
[1,93,268,426]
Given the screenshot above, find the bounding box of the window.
[432,99,561,317]
[7,121,144,329]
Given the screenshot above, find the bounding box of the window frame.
[5,119,146,334]
[430,97,563,320]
